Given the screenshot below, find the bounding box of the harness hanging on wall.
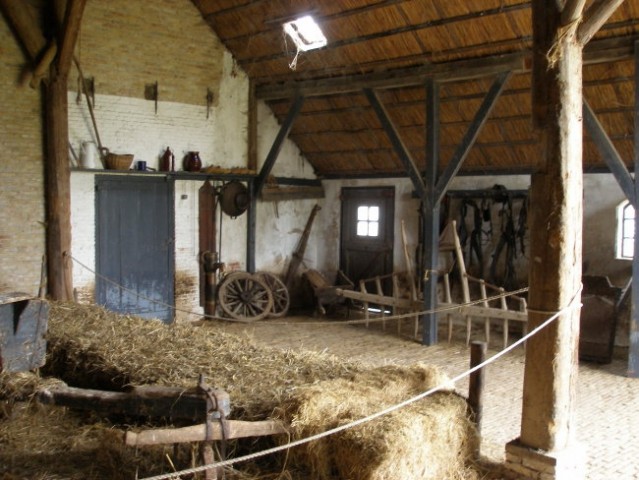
[220,181,249,218]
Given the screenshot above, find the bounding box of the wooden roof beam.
[55,0,86,75]
[258,52,524,100]
[0,0,46,60]
[254,94,305,197]
[561,0,587,26]
[583,98,636,206]
[578,0,626,45]
[257,35,637,101]
[435,71,512,203]
[364,88,426,198]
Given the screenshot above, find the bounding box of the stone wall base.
[505,439,586,480]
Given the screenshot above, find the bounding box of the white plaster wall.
[69,173,96,298]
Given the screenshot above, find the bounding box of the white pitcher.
[80,141,98,169]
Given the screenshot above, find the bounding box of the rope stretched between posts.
[138,286,582,480]
[70,254,529,326]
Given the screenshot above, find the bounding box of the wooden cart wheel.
[257,272,290,318]
[217,272,274,322]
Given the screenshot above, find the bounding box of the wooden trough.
[36,376,287,480]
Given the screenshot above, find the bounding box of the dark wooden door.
[96,176,175,323]
[340,187,394,294]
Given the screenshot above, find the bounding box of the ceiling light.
[283,15,327,52]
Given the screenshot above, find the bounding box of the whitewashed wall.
[68,4,317,319]
[316,173,632,288]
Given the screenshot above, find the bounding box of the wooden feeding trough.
[37,375,287,479]
[0,292,48,373]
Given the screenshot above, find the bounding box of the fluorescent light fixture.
[283,15,327,52]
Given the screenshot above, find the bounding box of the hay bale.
[44,302,361,419]
[276,364,478,480]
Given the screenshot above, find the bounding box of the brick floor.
[213,314,639,480]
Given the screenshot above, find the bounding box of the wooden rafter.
[55,0,86,74]
[364,88,426,198]
[578,0,627,45]
[561,0,588,26]
[0,0,47,60]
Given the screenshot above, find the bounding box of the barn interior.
[1,1,639,479]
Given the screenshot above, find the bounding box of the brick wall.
[0,17,46,295]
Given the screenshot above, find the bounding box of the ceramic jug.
[80,141,98,169]
[160,147,175,172]
[184,151,202,172]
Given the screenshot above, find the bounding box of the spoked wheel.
[257,272,290,318]
[217,272,274,322]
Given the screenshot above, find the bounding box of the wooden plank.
[125,420,287,446]
[261,185,324,201]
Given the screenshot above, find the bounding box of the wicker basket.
[105,153,134,170]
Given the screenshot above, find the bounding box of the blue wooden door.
[96,176,175,322]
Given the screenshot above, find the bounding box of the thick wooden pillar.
[44,0,87,300]
[45,72,74,300]
[630,40,639,378]
[521,0,583,453]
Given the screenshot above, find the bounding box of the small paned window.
[357,205,379,237]
[617,200,635,260]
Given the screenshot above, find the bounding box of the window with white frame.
[357,205,379,237]
[616,200,635,259]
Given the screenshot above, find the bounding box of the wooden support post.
[468,341,487,442]
[630,39,639,378]
[247,79,257,172]
[510,4,585,476]
[46,0,87,300]
[421,79,440,346]
[45,73,74,300]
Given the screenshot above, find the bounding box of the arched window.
[616,200,635,260]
